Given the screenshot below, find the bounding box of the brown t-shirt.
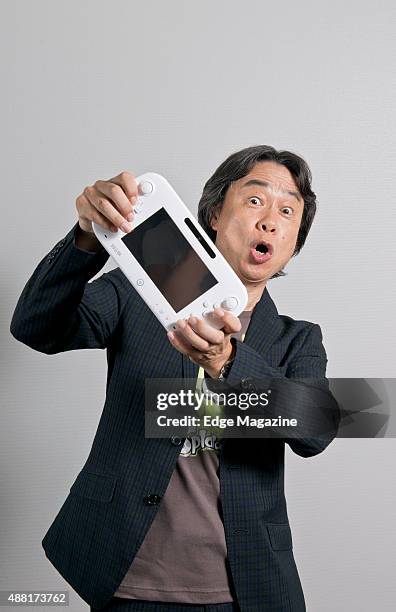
[114,311,252,604]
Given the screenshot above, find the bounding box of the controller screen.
[121,208,218,312]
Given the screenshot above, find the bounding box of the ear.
[210,205,221,232]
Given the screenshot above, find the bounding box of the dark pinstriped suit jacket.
[10,222,340,612]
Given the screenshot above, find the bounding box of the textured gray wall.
[2,1,396,610]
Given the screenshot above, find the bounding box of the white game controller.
[92,173,248,331]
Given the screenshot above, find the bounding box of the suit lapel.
[244,286,283,357]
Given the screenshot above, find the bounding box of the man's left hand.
[167,307,241,378]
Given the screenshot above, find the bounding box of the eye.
[248,196,262,206]
[281,206,294,216]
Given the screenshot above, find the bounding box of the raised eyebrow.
[241,179,302,203]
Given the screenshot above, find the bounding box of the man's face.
[210,161,304,286]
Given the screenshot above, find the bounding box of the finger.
[77,194,118,232]
[108,171,139,202]
[167,330,200,360]
[212,308,242,335]
[94,179,134,220]
[174,319,211,352]
[83,187,134,233]
[186,315,225,345]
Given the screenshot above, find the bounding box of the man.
[10,145,340,612]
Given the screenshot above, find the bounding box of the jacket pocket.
[266,522,293,551]
[69,469,117,503]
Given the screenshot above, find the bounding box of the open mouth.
[250,240,273,263]
[254,242,273,255]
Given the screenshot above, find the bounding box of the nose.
[256,209,277,233]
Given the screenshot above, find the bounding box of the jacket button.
[143,494,162,506]
[241,378,255,391]
[170,435,183,446]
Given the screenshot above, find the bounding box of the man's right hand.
[75,171,138,235]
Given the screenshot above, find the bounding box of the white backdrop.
[2,1,396,610]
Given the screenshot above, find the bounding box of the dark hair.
[197,145,317,278]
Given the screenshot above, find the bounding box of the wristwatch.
[219,339,236,380]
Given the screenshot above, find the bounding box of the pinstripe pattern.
[10,223,340,612]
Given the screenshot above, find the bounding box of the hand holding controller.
[75,171,139,235]
[74,172,155,253]
[168,305,241,378]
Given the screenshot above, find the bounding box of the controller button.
[139,180,154,195]
[221,297,239,311]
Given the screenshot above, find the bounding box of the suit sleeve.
[215,324,340,458]
[10,222,131,354]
